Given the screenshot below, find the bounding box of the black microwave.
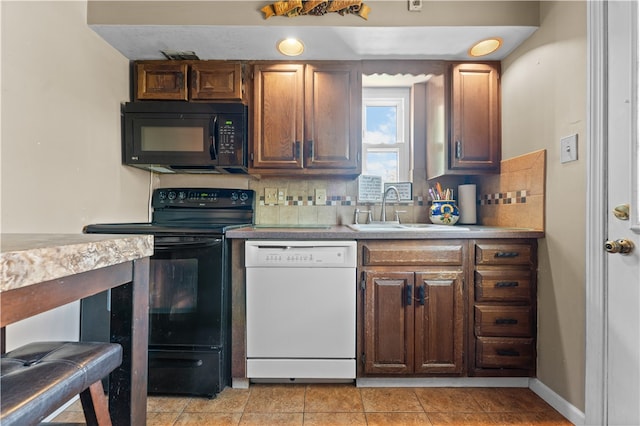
[122,102,249,174]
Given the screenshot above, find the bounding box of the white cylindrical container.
[458,184,477,224]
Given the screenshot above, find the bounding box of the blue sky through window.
[365,106,397,144]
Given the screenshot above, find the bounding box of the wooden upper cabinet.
[449,62,501,173]
[190,62,243,101]
[251,61,361,176]
[304,63,361,171]
[251,63,305,169]
[136,62,188,100]
[134,61,243,101]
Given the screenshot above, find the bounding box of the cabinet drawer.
[476,337,534,369]
[475,305,532,337]
[475,243,534,266]
[475,269,532,302]
[362,241,464,266]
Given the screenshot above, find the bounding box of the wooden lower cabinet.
[468,239,538,377]
[359,241,466,376]
[357,238,538,378]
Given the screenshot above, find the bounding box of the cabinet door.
[190,62,242,101]
[363,271,414,375]
[136,62,188,100]
[450,63,500,172]
[252,63,304,169]
[304,63,361,172]
[414,270,465,374]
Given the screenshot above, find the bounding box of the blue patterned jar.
[429,200,460,225]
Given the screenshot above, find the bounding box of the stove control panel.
[153,188,254,209]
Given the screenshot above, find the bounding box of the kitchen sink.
[347,223,470,232]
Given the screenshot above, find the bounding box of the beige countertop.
[0,233,154,292]
[226,225,545,240]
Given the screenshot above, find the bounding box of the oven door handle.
[154,239,222,251]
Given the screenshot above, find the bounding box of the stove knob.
[230,192,239,201]
[178,191,187,200]
[240,192,249,201]
[157,191,167,200]
[167,191,177,200]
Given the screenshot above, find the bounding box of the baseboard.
[356,377,529,387]
[529,378,585,425]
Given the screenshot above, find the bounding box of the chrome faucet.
[380,186,400,222]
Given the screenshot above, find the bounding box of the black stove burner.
[84,188,254,235]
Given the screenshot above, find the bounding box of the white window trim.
[362,87,412,183]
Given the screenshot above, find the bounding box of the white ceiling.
[90,24,538,61]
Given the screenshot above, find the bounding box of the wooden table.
[1,234,153,425]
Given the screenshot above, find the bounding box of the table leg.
[109,258,149,425]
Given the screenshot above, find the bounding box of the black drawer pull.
[496,349,520,357]
[496,281,519,288]
[495,251,520,258]
[495,318,518,325]
[406,285,413,306]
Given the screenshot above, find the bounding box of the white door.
[586,1,640,424]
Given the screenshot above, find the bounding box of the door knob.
[604,239,635,254]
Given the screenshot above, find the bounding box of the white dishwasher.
[245,240,357,380]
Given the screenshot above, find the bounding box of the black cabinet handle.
[406,285,413,306]
[455,140,462,159]
[294,141,301,160]
[495,252,520,258]
[309,140,314,159]
[495,318,518,325]
[496,349,520,357]
[177,72,185,89]
[418,286,425,306]
[496,281,519,288]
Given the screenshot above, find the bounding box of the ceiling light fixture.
[277,38,304,56]
[468,37,503,57]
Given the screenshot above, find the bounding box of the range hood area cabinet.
[134,60,244,102]
[249,62,362,177]
[427,62,501,179]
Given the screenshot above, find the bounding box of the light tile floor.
[54,384,574,425]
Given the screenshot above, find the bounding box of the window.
[362,87,412,184]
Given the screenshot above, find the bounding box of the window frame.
[362,87,412,183]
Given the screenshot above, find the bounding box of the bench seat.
[1,341,122,426]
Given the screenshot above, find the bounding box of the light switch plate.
[560,134,578,163]
[264,188,278,205]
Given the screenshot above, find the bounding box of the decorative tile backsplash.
[477,149,546,231]
[480,190,528,205]
[243,149,545,228]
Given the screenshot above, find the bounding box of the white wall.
[501,1,587,411]
[1,1,149,348]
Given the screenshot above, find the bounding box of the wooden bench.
[0,341,122,426]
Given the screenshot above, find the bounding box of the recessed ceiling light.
[468,37,503,57]
[277,38,304,56]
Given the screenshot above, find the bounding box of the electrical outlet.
[409,0,422,11]
[277,188,287,204]
[314,189,327,205]
[264,188,278,205]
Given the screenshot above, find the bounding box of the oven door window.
[149,237,224,348]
